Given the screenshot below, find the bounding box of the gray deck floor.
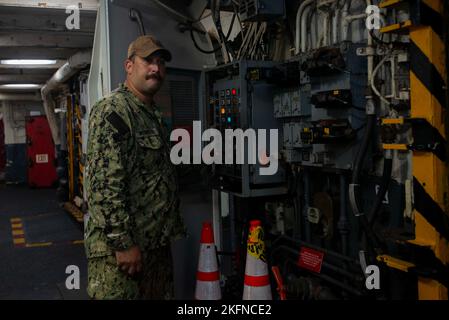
[0,183,212,299]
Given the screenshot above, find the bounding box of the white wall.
[0,101,45,145]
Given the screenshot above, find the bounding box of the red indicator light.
[231,88,237,95]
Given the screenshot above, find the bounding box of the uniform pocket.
[135,132,164,172]
[136,133,162,150]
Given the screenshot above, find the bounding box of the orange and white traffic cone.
[195,221,222,300]
[243,220,272,300]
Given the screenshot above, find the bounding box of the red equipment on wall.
[25,116,58,188]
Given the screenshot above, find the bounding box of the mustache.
[145,73,162,81]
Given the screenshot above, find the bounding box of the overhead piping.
[0,92,41,101]
[41,49,92,146]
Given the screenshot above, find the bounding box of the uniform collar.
[119,83,158,109]
[118,83,163,121]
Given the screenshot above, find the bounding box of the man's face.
[125,53,166,96]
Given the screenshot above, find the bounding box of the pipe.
[332,7,340,44]
[303,169,311,242]
[338,174,349,256]
[295,0,316,54]
[293,168,302,238]
[41,49,92,146]
[342,13,367,41]
[301,5,314,52]
[349,0,376,215]
[340,0,349,41]
[317,0,337,8]
[212,190,222,255]
[310,11,318,50]
[368,150,393,227]
[129,8,146,36]
[349,114,375,217]
[0,92,41,101]
[340,0,369,42]
[371,54,392,106]
[349,3,385,253]
[322,12,330,47]
[150,0,193,23]
[366,0,374,86]
[229,194,236,253]
[316,0,339,46]
[352,0,376,203]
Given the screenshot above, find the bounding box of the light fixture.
[0,84,41,89]
[0,59,57,65]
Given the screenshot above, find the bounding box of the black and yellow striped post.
[408,0,449,300]
[66,95,75,202]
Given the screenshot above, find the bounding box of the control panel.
[206,60,286,197]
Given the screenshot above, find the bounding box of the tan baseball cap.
[127,35,172,62]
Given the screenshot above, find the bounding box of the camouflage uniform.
[85,83,185,299]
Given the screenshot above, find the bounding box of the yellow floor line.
[12,229,24,236]
[13,238,26,245]
[26,242,53,248]
[11,223,23,229]
[9,216,83,248]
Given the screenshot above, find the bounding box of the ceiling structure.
[0,0,98,96]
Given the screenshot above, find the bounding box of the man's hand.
[115,245,142,276]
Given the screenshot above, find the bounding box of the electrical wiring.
[193,11,212,23]
[190,28,223,54]
[231,0,245,42]
[189,11,237,55]
[248,22,267,59]
[237,22,256,59]
[212,0,233,61]
[371,54,392,106]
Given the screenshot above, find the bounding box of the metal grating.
[169,79,198,126]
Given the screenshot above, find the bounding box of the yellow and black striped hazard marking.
[409,0,448,241]
[10,218,26,247]
[407,0,449,299]
[63,202,84,223]
[9,217,84,248]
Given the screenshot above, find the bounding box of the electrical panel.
[275,44,368,170]
[206,60,287,197]
[204,0,445,301]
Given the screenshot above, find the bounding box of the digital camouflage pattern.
[85,83,186,299]
[87,246,174,299]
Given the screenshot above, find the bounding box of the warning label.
[247,225,266,263]
[36,154,48,164]
[297,246,324,273]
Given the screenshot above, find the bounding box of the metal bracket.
[380,118,447,161]
[129,8,146,36]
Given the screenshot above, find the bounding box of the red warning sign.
[297,247,324,273]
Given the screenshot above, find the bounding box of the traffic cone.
[243,220,272,300]
[195,222,222,300]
